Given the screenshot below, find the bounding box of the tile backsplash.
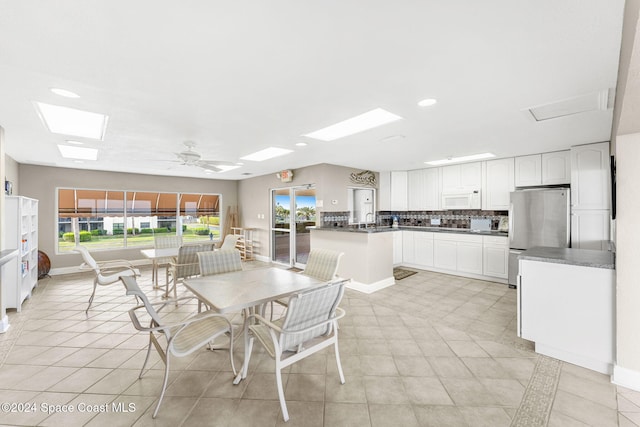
[320,210,508,230]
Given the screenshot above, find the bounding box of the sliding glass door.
[271,186,316,267]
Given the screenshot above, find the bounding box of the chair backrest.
[120,275,165,330]
[174,243,215,278]
[197,250,243,276]
[154,234,183,249]
[279,280,345,351]
[74,245,100,273]
[302,249,344,281]
[220,234,241,251]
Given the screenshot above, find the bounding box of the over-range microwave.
[441,190,481,210]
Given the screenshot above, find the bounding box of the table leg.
[233,308,253,385]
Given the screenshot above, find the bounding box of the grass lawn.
[58,227,221,252]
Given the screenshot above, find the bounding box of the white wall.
[237,164,378,259]
[614,132,640,385]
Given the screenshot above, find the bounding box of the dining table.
[140,247,179,289]
[183,267,325,384]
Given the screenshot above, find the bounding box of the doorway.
[271,186,316,268]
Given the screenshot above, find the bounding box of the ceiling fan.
[172,141,239,173]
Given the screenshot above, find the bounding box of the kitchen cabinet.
[402,230,434,268]
[414,232,434,267]
[433,233,482,274]
[434,239,457,271]
[482,235,509,279]
[392,230,403,265]
[390,171,408,211]
[541,150,571,185]
[441,162,482,192]
[408,168,440,210]
[571,142,610,210]
[482,158,514,210]
[3,196,39,311]
[378,171,391,211]
[571,209,610,251]
[514,155,542,187]
[402,230,415,264]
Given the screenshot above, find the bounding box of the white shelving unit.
[3,196,39,311]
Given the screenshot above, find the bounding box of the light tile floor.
[0,262,638,426]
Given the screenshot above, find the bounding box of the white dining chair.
[74,245,140,314]
[121,275,235,419]
[245,279,347,422]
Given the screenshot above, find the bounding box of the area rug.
[393,268,418,280]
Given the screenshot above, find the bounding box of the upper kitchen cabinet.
[441,162,482,192]
[390,171,408,211]
[408,168,440,210]
[378,171,391,210]
[570,142,610,210]
[482,158,514,210]
[515,151,571,187]
[541,151,571,185]
[515,155,542,187]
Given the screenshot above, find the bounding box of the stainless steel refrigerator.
[508,187,571,287]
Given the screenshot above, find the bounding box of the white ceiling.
[0,1,627,180]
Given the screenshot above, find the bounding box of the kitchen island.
[518,246,615,374]
[310,226,398,293]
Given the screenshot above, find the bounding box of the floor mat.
[393,268,418,280]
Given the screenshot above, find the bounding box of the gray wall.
[238,163,378,258]
[18,164,238,269]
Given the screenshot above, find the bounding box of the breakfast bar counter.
[310,227,397,293]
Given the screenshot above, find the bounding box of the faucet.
[365,212,374,227]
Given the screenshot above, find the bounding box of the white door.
[515,155,542,187]
[571,209,611,250]
[434,239,457,270]
[483,158,514,210]
[571,142,610,210]
[542,151,571,185]
[457,242,483,274]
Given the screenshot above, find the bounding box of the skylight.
[50,88,80,98]
[240,147,293,162]
[425,153,495,166]
[57,144,98,160]
[35,102,108,140]
[303,108,403,141]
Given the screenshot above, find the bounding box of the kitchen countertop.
[519,246,615,270]
[312,226,508,236]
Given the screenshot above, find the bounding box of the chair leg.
[334,338,346,385]
[275,362,289,422]
[86,278,98,314]
[153,352,171,419]
[139,333,154,379]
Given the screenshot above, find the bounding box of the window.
[57,188,221,253]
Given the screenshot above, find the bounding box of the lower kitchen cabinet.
[393,230,403,265]
[482,236,509,279]
[399,231,508,282]
[414,232,434,267]
[434,239,457,270]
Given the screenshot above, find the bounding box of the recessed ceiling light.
[50,88,80,98]
[425,152,495,166]
[65,140,84,145]
[303,108,403,141]
[57,144,98,160]
[296,142,308,147]
[418,98,438,107]
[35,102,108,140]
[240,147,293,162]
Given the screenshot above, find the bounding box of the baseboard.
[535,342,612,375]
[0,315,10,333]
[346,276,395,294]
[49,258,152,276]
[254,254,270,263]
[613,365,640,391]
[398,263,508,284]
